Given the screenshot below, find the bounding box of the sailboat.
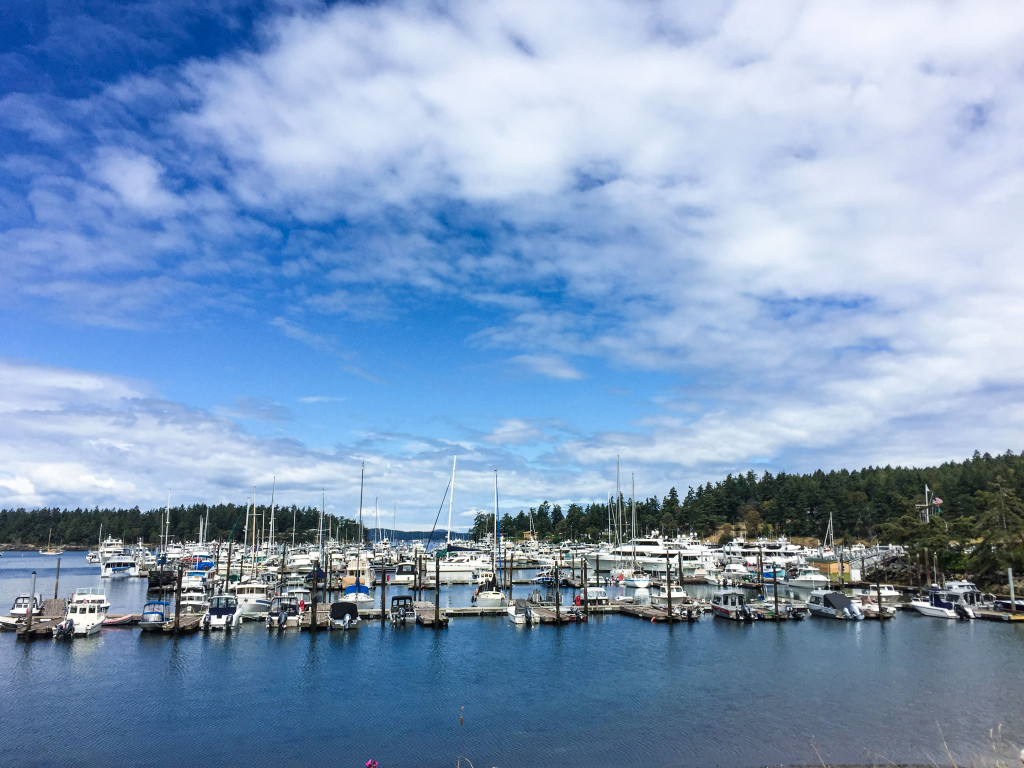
[473,471,507,608]
[622,474,651,589]
[342,462,374,603]
[39,528,65,555]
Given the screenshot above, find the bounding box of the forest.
[3,450,1023,583]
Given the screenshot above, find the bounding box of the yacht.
[806,589,864,620]
[57,587,110,637]
[785,565,829,590]
[101,555,139,579]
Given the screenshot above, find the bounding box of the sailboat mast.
[446,455,456,547]
[494,470,501,588]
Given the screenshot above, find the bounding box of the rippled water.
[2,552,1022,768]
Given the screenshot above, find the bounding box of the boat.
[909,584,976,619]
[55,587,109,637]
[806,589,864,620]
[231,580,272,619]
[785,565,829,590]
[266,595,302,629]
[852,583,901,607]
[9,593,43,619]
[649,583,690,608]
[711,587,753,621]
[389,561,417,586]
[203,594,243,631]
[473,471,509,609]
[577,586,609,606]
[854,594,896,620]
[101,555,139,579]
[178,587,210,616]
[139,600,173,632]
[39,529,65,555]
[328,600,360,630]
[507,599,537,625]
[388,595,416,626]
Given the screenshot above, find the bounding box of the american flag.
[933,497,943,505]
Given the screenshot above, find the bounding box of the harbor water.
[2,551,1022,768]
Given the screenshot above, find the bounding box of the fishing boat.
[328,600,360,630]
[55,587,109,637]
[711,587,753,621]
[806,589,864,620]
[203,594,242,631]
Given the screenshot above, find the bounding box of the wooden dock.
[619,605,701,623]
[414,601,448,628]
[975,609,1024,622]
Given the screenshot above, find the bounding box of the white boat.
[388,561,417,586]
[853,583,901,607]
[507,599,538,626]
[203,594,242,630]
[649,583,689,608]
[39,529,64,555]
[231,581,272,619]
[910,584,975,620]
[9,593,43,619]
[785,565,829,590]
[178,587,210,617]
[266,595,302,629]
[806,589,864,620]
[56,587,109,637]
[101,555,139,579]
[711,587,753,621]
[473,471,508,608]
[854,594,897,619]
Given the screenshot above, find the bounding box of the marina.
[2,550,1023,768]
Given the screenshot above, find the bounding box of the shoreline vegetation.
[2,449,1023,589]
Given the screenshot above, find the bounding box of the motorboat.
[178,587,210,616]
[806,589,864,620]
[854,594,896,619]
[577,586,609,606]
[473,587,506,608]
[139,600,172,632]
[388,595,416,626]
[9,593,43,619]
[389,561,417,586]
[853,583,901,607]
[649,583,690,608]
[203,594,242,631]
[101,555,139,579]
[507,599,537,626]
[711,587,753,621]
[231,581,272,619]
[328,600,360,630]
[910,584,975,619]
[266,595,301,629]
[785,566,829,590]
[55,587,109,637]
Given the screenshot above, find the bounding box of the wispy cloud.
[2,2,1024,523]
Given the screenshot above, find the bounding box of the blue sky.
[3,1,1023,530]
